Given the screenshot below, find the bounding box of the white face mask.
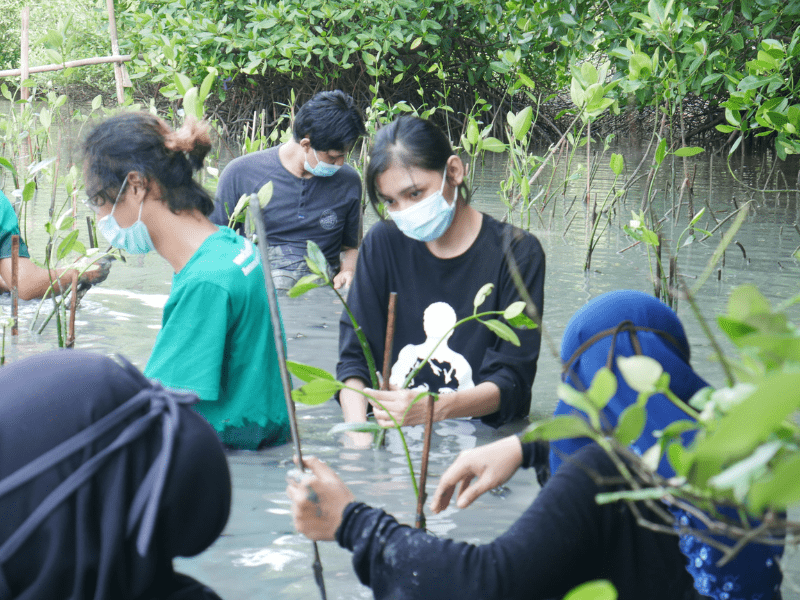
[388,169,456,242]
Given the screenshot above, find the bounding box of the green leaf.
[690,372,800,485]
[615,404,646,445]
[748,452,800,512]
[481,137,506,153]
[503,301,526,321]
[286,360,335,382]
[482,319,520,346]
[617,356,663,393]
[727,285,770,320]
[609,153,624,176]
[587,367,617,409]
[257,181,273,208]
[305,240,330,282]
[292,378,343,405]
[183,87,200,120]
[510,106,533,139]
[520,415,596,443]
[199,72,215,102]
[708,440,781,491]
[507,311,538,330]
[716,316,757,340]
[654,138,667,165]
[563,580,617,600]
[329,421,384,435]
[0,157,17,175]
[673,146,704,157]
[287,274,322,298]
[56,230,80,261]
[473,283,494,309]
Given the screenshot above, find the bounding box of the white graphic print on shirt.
[389,302,475,394]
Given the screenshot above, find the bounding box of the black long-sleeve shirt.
[337,215,545,427]
[336,443,700,600]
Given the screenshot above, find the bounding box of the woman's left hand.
[366,387,436,427]
[286,456,355,541]
[332,269,354,290]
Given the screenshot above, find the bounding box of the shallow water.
[2,146,800,598]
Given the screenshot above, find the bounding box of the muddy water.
[2,147,800,598]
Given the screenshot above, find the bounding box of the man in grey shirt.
[210,90,365,290]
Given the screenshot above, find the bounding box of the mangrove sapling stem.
[11,236,18,336]
[415,395,435,530]
[678,275,736,388]
[340,384,419,497]
[249,205,327,600]
[331,284,379,390]
[66,271,78,348]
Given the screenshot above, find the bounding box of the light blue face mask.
[97,179,156,254]
[304,149,342,177]
[389,169,456,242]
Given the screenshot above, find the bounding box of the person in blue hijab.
[0,350,231,600]
[550,288,707,476]
[288,290,784,600]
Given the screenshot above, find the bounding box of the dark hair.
[365,116,470,209]
[292,90,366,151]
[82,112,214,216]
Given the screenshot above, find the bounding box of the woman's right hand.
[430,435,523,513]
[286,456,355,541]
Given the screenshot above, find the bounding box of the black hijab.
[0,350,231,600]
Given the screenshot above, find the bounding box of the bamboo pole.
[0,55,133,79]
[66,271,78,348]
[11,236,19,336]
[19,7,31,172]
[106,0,127,104]
[248,202,327,600]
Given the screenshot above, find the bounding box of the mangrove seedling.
[287,242,538,505]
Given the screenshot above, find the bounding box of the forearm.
[339,247,357,274]
[340,377,369,422]
[433,381,501,421]
[0,257,77,301]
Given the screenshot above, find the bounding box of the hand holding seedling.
[366,385,434,427]
[287,457,355,541]
[430,435,523,513]
[332,268,354,290]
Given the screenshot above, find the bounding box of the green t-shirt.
[145,227,288,449]
[0,191,30,260]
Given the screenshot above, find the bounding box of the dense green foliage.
[0,0,114,90]
[523,284,800,559]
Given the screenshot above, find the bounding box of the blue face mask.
[389,169,456,242]
[97,179,156,254]
[304,149,341,177]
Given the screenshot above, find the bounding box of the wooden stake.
[415,395,435,530]
[11,235,19,336]
[381,292,397,390]
[66,271,78,348]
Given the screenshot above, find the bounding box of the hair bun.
[165,116,211,154]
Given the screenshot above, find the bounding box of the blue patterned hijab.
[550,290,783,600]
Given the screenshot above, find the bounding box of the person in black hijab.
[0,350,231,600]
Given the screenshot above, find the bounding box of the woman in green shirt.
[82,112,289,450]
